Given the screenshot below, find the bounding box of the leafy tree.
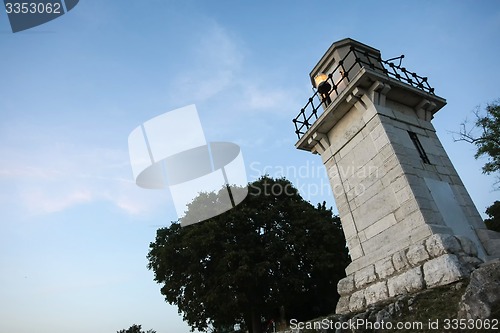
[484,201,500,233]
[455,101,500,232]
[147,176,350,333]
[117,324,156,333]
[456,100,500,186]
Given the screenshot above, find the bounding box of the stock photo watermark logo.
[3,0,79,33]
[248,161,379,199]
[128,105,248,227]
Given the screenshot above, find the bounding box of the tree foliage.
[456,101,500,185]
[484,201,500,233]
[117,324,156,333]
[147,176,350,333]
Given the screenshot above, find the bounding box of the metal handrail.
[293,46,436,140]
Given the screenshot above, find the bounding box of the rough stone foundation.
[336,233,483,314]
[279,260,500,333]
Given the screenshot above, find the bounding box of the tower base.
[336,234,483,314]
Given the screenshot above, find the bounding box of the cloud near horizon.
[0,135,169,217]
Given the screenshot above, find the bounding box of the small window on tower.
[408,131,431,164]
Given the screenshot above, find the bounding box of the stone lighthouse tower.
[293,38,500,313]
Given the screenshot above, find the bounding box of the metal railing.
[293,46,436,140]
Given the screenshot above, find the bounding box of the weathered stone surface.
[392,250,410,272]
[375,256,395,279]
[354,264,377,289]
[423,254,468,288]
[424,233,461,257]
[363,212,398,239]
[394,298,406,315]
[364,281,389,305]
[349,244,364,261]
[458,260,500,320]
[335,296,350,314]
[292,282,467,332]
[349,290,366,312]
[387,266,425,297]
[459,255,484,272]
[407,243,430,266]
[477,229,500,258]
[455,235,478,257]
[337,274,355,296]
[376,308,391,323]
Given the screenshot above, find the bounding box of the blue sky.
[0,1,499,332]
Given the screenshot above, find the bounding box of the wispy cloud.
[242,84,299,112]
[167,21,244,103]
[166,20,301,115]
[0,135,168,216]
[19,188,93,214]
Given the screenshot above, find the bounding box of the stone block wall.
[321,98,435,277]
[311,81,500,313]
[298,38,500,318]
[335,234,483,314]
